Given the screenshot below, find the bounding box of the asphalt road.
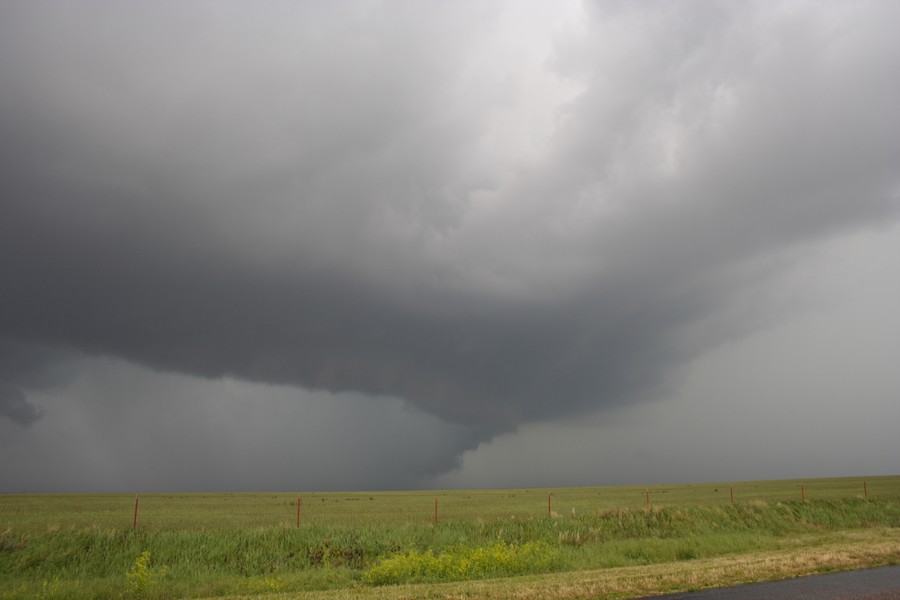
[638,565,900,599]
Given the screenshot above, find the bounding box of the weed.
[124,551,168,596]
[363,541,562,585]
[241,576,286,594]
[36,577,60,600]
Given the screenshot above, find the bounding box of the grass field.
[1,476,898,599]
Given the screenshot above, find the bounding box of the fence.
[2,475,897,533]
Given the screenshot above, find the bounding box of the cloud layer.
[1,1,899,489]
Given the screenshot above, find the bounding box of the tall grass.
[2,496,899,598]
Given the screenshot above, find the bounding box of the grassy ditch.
[1,495,899,599]
[272,529,900,600]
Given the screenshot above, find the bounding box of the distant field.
[3,475,895,532]
[1,475,898,599]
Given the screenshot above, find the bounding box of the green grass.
[0,476,898,599]
[2,476,895,532]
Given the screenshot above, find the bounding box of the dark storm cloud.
[1,0,899,452]
[0,385,42,426]
[0,358,481,493]
[0,338,78,426]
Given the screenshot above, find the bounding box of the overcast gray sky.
[2,0,899,493]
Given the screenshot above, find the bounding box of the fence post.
[864,480,868,499]
[645,490,650,512]
[133,496,139,531]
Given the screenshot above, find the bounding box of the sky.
[1,0,899,493]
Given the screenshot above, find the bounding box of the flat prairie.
[1,475,898,599]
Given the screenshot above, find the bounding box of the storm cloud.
[1,1,899,491]
[0,386,42,426]
[0,339,79,426]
